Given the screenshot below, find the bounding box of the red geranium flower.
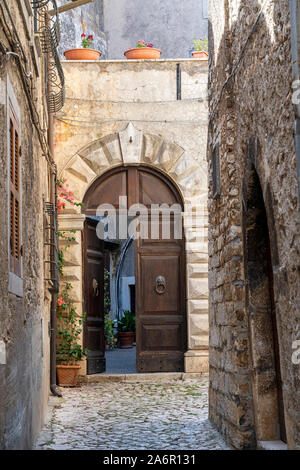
[81,33,86,38]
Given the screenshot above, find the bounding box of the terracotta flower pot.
[192,51,208,59]
[64,48,101,61]
[56,365,81,387]
[118,331,135,349]
[124,48,162,60]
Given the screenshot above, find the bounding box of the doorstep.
[257,440,288,451]
[79,372,208,384]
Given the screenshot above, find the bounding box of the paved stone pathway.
[35,378,229,450]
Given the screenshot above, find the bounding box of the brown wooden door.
[135,169,186,373]
[83,166,186,373]
[83,217,106,374]
[136,218,186,372]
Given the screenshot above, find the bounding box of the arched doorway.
[244,166,287,444]
[82,165,187,374]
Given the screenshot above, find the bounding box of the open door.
[83,217,106,374]
[135,219,186,372]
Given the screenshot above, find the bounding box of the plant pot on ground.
[117,310,136,349]
[56,283,87,387]
[64,32,101,61]
[124,40,161,60]
[192,36,208,59]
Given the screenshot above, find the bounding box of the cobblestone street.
[35,377,229,450]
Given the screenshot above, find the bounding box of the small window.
[212,143,221,198]
[9,109,22,277]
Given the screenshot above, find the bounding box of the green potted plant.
[124,40,161,60]
[192,36,208,59]
[56,283,87,386]
[64,29,101,61]
[103,268,117,350]
[117,310,136,349]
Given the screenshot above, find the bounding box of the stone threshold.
[80,372,208,384]
[257,440,288,451]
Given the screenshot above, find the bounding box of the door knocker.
[155,275,166,295]
[93,278,99,297]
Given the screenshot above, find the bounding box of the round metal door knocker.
[155,275,166,295]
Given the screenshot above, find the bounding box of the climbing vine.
[56,179,86,365]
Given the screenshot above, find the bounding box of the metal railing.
[32,0,65,113]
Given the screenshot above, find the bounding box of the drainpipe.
[115,235,134,321]
[289,0,300,210]
[48,113,62,398]
[47,14,62,396]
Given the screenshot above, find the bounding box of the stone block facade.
[55,59,209,374]
[208,0,300,449]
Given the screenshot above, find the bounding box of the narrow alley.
[35,378,229,450]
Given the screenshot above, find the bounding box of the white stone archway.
[58,123,209,373]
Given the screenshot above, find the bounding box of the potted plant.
[64,31,101,61]
[192,36,208,59]
[56,283,87,386]
[124,40,161,60]
[117,310,136,349]
[105,314,117,350]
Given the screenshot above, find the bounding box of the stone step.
[80,372,208,384]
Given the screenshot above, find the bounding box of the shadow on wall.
[58,0,208,60]
[208,0,299,450]
[57,0,107,59]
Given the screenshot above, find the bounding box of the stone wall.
[0,0,51,449]
[57,0,208,59]
[54,58,209,374]
[208,0,300,450]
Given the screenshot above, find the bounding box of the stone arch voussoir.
[60,123,204,210]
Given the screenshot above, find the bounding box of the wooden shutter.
[9,110,21,277]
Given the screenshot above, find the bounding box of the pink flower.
[138,40,145,44]
[57,297,64,307]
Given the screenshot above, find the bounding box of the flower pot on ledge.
[64,48,101,61]
[192,51,208,59]
[124,48,162,60]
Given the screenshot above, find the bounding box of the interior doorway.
[82,165,187,374]
[245,166,287,444]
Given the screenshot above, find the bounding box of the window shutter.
[9,112,21,277]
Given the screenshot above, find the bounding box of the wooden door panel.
[139,171,179,208]
[141,321,184,350]
[84,219,106,374]
[140,255,179,312]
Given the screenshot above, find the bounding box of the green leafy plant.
[136,40,154,48]
[56,283,87,365]
[192,36,208,53]
[103,268,117,349]
[117,310,136,333]
[81,33,94,49]
[56,181,86,365]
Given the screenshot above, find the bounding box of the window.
[212,143,221,198]
[7,76,23,297]
[9,110,21,277]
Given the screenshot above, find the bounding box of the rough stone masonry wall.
[208,0,300,449]
[0,1,51,449]
[54,59,209,374]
